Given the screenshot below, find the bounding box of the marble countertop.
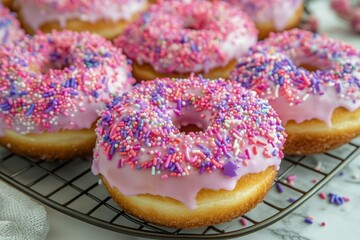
[3,0,360,240]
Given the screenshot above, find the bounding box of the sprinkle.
[287,175,296,182]
[321,222,326,227]
[239,217,248,226]
[275,182,284,193]
[223,161,239,178]
[304,217,314,224]
[319,192,327,200]
[343,196,351,202]
[287,197,296,203]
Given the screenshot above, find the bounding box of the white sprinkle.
[302,93,309,101]
[275,84,280,98]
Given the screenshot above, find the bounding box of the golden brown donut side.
[256,4,304,40]
[0,127,96,161]
[101,166,277,228]
[284,107,360,155]
[131,59,238,82]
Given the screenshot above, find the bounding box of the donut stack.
[0,0,359,230]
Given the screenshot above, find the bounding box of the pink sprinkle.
[239,217,248,226]
[343,196,351,202]
[161,174,168,179]
[319,192,327,200]
[164,155,171,168]
[287,175,297,182]
[173,109,181,116]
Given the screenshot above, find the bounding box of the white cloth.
[0,181,49,240]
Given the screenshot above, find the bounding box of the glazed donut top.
[0,4,24,46]
[230,29,360,126]
[92,76,286,209]
[227,0,303,31]
[115,0,257,74]
[18,0,147,30]
[0,30,134,136]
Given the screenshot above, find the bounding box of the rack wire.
[0,137,359,239]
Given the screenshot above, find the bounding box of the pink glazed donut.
[0,30,134,160]
[230,29,360,155]
[92,75,286,228]
[0,4,24,46]
[16,0,148,39]
[115,0,258,81]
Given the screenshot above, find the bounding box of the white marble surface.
[2,0,360,240]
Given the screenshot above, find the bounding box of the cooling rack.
[0,137,359,239]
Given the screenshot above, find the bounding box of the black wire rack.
[0,137,359,239]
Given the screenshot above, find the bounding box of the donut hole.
[179,124,203,134]
[41,61,71,74]
[298,63,321,72]
[39,49,73,74]
[173,113,208,134]
[182,18,207,30]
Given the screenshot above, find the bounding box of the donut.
[16,0,148,39]
[114,0,258,81]
[230,29,360,155]
[92,75,286,228]
[225,0,304,39]
[0,4,24,46]
[0,31,134,161]
[331,0,360,33]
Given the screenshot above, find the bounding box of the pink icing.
[115,0,257,74]
[0,31,134,136]
[92,76,286,209]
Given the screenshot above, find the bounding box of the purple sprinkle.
[199,165,205,174]
[288,197,296,203]
[25,103,35,116]
[304,218,313,224]
[335,196,344,205]
[276,182,284,193]
[222,161,239,177]
[330,193,336,204]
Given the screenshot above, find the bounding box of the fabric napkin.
[0,181,49,240]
